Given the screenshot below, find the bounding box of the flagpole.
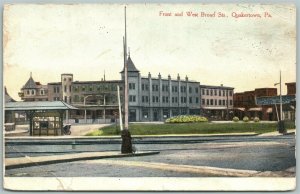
[121,6,132,153]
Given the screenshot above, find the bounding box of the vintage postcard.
[3,3,296,191]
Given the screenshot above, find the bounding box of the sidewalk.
[258,129,296,136]
[5,151,160,170]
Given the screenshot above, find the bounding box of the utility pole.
[121,6,133,153]
[274,70,286,134]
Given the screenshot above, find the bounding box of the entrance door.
[153,111,159,121]
[129,109,136,122]
[268,113,273,121]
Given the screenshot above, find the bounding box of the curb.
[5,133,259,140]
[5,151,160,170]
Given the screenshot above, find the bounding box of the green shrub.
[165,115,208,123]
[254,117,260,122]
[233,116,239,122]
[243,116,249,122]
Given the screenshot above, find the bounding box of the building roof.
[22,76,37,89]
[5,101,78,111]
[120,56,139,73]
[200,85,234,90]
[4,87,16,103]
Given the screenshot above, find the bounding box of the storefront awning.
[248,107,262,111]
[266,107,273,113]
[234,107,245,111]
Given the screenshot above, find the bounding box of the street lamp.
[84,95,92,124]
[274,70,286,134]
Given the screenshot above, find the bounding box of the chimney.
[148,72,151,78]
[158,73,161,79]
[177,74,180,80]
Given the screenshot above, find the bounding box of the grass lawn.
[86,121,295,136]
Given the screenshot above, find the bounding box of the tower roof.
[22,74,37,89]
[120,56,139,73]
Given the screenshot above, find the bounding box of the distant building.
[200,85,234,120]
[16,55,239,123]
[286,82,296,95]
[47,74,124,124]
[5,87,16,103]
[18,73,48,102]
[122,55,201,122]
[234,88,277,120]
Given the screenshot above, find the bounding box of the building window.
[210,90,213,96]
[223,90,225,96]
[214,89,217,96]
[142,96,145,103]
[230,100,233,105]
[145,96,149,103]
[207,99,209,105]
[69,86,72,92]
[27,90,30,95]
[40,90,44,95]
[129,83,135,90]
[206,89,209,95]
[215,99,217,106]
[229,91,233,96]
[74,95,79,102]
[219,100,222,105]
[152,96,155,103]
[69,78,72,82]
[64,96,67,102]
[142,84,145,91]
[172,97,174,103]
[210,99,214,105]
[189,87,192,93]
[145,84,149,91]
[175,97,178,103]
[223,100,225,105]
[162,96,165,103]
[196,97,199,103]
[189,97,192,103]
[202,89,205,95]
[129,95,136,102]
[142,109,149,119]
[195,87,199,93]
[166,97,169,103]
[156,96,159,102]
[31,90,35,95]
[89,86,93,92]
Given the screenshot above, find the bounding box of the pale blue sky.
[4,4,296,100]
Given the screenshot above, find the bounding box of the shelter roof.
[5,101,78,111]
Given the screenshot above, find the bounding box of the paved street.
[4,134,295,177]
